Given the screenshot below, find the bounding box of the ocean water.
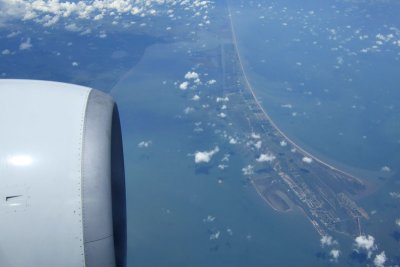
[229,0,400,172]
[229,0,400,265]
[1,0,399,266]
[109,18,334,264]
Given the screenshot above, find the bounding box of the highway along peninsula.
[222,3,369,237]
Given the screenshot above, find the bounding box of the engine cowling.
[0,79,126,267]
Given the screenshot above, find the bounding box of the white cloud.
[226,228,233,236]
[221,154,230,162]
[203,215,215,223]
[218,164,228,170]
[19,38,32,50]
[192,94,200,101]
[7,31,20,38]
[0,0,214,31]
[138,140,152,148]
[207,79,216,85]
[395,218,400,227]
[354,235,376,258]
[373,251,386,267]
[229,138,237,144]
[1,49,10,55]
[280,140,287,147]
[94,13,104,21]
[256,153,276,162]
[194,146,219,164]
[179,81,189,90]
[254,140,262,150]
[251,132,261,139]
[209,231,220,240]
[320,235,337,247]
[217,112,226,118]
[99,31,107,38]
[184,71,199,80]
[65,23,81,32]
[216,96,229,103]
[330,249,340,261]
[389,192,400,199]
[184,107,194,114]
[242,165,254,175]
[302,157,313,164]
[72,61,78,67]
[381,166,391,172]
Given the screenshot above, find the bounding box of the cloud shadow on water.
[391,231,400,242]
[349,251,368,264]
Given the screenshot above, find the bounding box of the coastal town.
[216,11,370,237]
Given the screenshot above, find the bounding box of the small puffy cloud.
[320,235,337,247]
[1,49,11,55]
[184,71,199,80]
[194,146,219,163]
[221,154,230,162]
[251,132,260,139]
[209,231,220,240]
[389,192,400,199]
[355,235,375,250]
[65,23,81,32]
[381,166,391,172]
[242,165,254,175]
[218,164,228,170]
[7,31,20,38]
[217,112,226,118]
[229,138,237,144]
[302,157,313,164]
[354,235,376,257]
[226,228,233,236]
[94,13,104,21]
[280,140,287,147]
[203,215,215,223]
[207,79,216,85]
[373,251,386,267]
[192,94,200,101]
[216,96,229,103]
[72,61,79,66]
[184,107,194,114]
[19,38,32,50]
[330,249,340,261]
[254,140,262,150]
[179,81,189,90]
[99,31,107,38]
[256,153,276,162]
[395,218,400,227]
[138,140,152,148]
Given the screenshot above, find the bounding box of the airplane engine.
[0,80,126,267]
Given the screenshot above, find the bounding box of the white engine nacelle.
[0,80,126,267]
